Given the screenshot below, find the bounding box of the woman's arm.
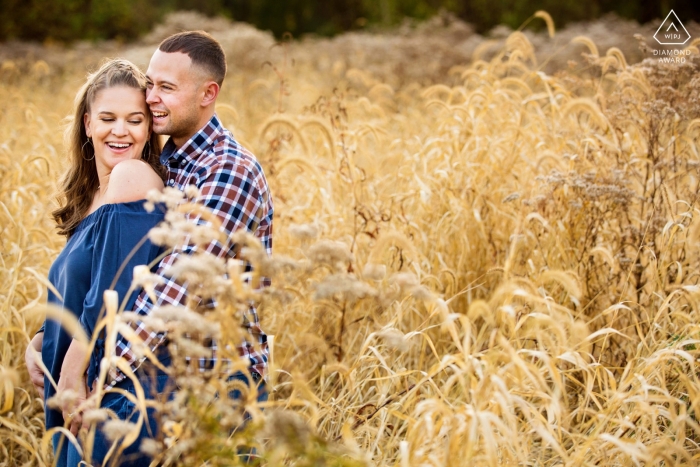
[24,332,44,399]
[56,339,89,435]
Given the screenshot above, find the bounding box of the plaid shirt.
[109,115,272,386]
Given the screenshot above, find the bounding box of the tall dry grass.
[2,14,700,466]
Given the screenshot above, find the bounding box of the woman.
[24,59,166,466]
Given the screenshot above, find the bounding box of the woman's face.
[84,86,150,175]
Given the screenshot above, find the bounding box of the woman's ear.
[83,113,92,137]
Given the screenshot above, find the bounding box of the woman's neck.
[86,171,111,216]
[97,171,111,195]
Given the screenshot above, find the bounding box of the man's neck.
[171,109,216,148]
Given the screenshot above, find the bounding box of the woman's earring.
[82,137,94,161]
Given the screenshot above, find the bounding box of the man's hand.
[56,339,89,436]
[25,332,45,400]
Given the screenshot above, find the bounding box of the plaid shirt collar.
[159,114,224,169]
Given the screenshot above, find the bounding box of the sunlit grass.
[2,17,700,466]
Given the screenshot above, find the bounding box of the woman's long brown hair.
[52,59,165,238]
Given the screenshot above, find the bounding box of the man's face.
[146,50,203,146]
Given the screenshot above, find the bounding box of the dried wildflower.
[289,223,320,240]
[410,284,434,301]
[132,265,164,302]
[231,229,263,250]
[140,438,161,457]
[184,184,200,199]
[389,272,419,288]
[150,186,185,209]
[148,225,182,247]
[362,263,386,281]
[102,419,138,441]
[165,255,226,284]
[377,328,409,352]
[151,306,221,336]
[307,240,354,270]
[314,273,377,300]
[46,389,79,412]
[82,409,109,425]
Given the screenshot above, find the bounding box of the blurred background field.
[3,3,700,466]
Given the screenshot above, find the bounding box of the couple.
[24,31,273,466]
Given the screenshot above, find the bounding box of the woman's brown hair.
[53,59,164,238]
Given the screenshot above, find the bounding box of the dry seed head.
[166,254,226,284]
[46,389,80,411]
[502,192,521,204]
[187,224,225,247]
[410,284,434,301]
[102,419,138,441]
[132,265,164,291]
[148,186,185,208]
[362,263,386,281]
[140,438,161,457]
[231,229,263,250]
[148,225,182,247]
[307,239,354,269]
[377,328,409,352]
[289,222,320,240]
[82,408,109,425]
[389,272,420,289]
[152,305,221,336]
[314,273,377,300]
[184,184,200,199]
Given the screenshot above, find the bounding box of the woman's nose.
[112,120,127,136]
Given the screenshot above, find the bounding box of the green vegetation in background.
[1,0,699,42]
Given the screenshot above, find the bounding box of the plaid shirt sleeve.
[110,150,271,386]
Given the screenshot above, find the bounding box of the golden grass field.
[3,11,700,466]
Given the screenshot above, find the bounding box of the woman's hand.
[25,332,45,400]
[56,339,89,436]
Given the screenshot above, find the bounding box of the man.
[26,30,273,466]
[122,30,273,385]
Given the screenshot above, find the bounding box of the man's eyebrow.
[146,77,177,88]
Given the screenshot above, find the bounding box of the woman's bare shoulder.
[104,159,164,204]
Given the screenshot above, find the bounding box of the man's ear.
[84,113,92,137]
[200,81,220,107]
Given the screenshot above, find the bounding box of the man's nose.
[146,87,158,104]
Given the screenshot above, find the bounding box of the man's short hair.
[159,30,226,86]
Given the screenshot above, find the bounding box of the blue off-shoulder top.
[41,200,165,430]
